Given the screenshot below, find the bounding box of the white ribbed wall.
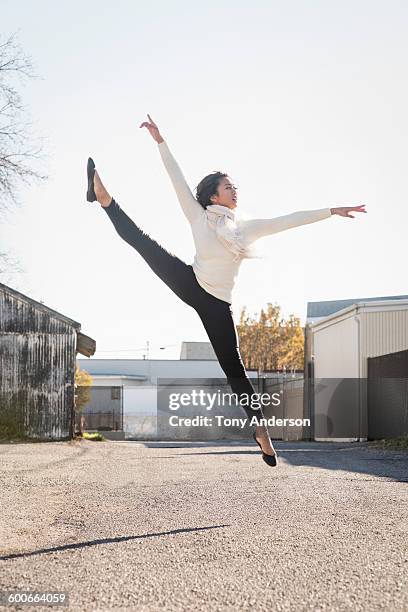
[360,309,408,377]
[312,314,359,378]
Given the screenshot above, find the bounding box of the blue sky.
[1,0,408,359]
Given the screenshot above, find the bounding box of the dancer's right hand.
[139,114,164,144]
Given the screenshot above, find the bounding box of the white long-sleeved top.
[158,140,332,304]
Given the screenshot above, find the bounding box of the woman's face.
[210,177,238,209]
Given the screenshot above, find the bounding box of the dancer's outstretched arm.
[140,114,203,224]
[240,205,367,245]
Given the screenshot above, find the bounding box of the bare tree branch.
[0,250,23,285]
[0,32,46,215]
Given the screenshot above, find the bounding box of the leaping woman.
[86,114,366,467]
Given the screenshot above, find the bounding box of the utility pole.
[142,340,150,360]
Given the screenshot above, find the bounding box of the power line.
[94,342,178,354]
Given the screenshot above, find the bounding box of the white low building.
[77,350,258,439]
[180,341,217,360]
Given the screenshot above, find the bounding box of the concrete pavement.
[0,439,407,611]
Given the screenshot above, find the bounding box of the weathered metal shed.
[0,282,96,440]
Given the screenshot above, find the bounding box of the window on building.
[111,387,121,400]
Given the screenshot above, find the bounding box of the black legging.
[104,199,258,421]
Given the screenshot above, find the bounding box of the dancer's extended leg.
[94,171,198,306]
[106,199,198,304]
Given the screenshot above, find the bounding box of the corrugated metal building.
[0,282,96,440]
[304,296,408,441]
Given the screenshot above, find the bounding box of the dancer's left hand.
[330,205,367,218]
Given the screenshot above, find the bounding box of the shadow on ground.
[131,441,408,483]
[0,525,229,562]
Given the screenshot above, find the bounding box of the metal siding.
[0,288,77,440]
[307,295,408,319]
[361,310,408,377]
[312,316,359,378]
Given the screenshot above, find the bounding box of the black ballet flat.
[86,157,96,202]
[253,431,278,467]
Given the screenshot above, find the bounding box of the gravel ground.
[0,439,407,612]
